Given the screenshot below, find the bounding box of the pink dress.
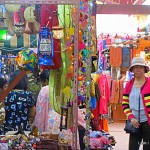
[34,86,50,133]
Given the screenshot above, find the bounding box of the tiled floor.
[108,123,143,150]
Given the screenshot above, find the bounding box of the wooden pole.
[0,70,27,102]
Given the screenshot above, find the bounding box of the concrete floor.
[109,123,143,150]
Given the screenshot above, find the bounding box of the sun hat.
[129,57,149,73]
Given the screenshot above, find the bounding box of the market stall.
[0,0,117,150]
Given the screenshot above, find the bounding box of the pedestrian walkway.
[108,123,143,150]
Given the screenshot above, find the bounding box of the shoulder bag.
[124,94,140,134]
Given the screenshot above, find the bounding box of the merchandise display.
[16,49,38,71]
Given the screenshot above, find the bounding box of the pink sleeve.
[78,108,86,128]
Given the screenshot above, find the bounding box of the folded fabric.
[89,131,103,138]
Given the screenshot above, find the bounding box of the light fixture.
[52,26,64,39]
[38,27,54,66]
[0,29,7,41]
[14,22,25,37]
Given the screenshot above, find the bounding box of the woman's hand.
[130,118,140,128]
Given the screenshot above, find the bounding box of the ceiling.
[96,0,150,14]
[96,0,145,5]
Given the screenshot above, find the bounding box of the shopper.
[34,69,85,149]
[4,70,36,132]
[33,69,50,133]
[0,77,7,96]
[122,57,150,150]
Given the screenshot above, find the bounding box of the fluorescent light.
[142,0,150,5]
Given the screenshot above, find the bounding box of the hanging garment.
[122,46,130,67]
[110,46,122,67]
[111,67,121,80]
[137,38,150,52]
[114,80,120,104]
[106,75,111,96]
[131,47,140,58]
[91,100,100,120]
[97,39,104,73]
[103,39,107,49]
[91,74,100,119]
[119,78,124,104]
[109,80,120,104]
[98,74,110,115]
[97,39,103,54]
[106,37,111,45]
[99,118,109,132]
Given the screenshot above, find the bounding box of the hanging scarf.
[110,46,122,67]
[122,46,130,67]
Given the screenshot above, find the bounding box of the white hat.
[129,57,149,73]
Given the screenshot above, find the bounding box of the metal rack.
[0,0,80,150]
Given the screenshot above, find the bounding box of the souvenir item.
[38,27,54,66]
[16,49,38,71]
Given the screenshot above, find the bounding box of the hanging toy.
[15,49,38,71]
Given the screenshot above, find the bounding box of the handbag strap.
[138,94,140,122]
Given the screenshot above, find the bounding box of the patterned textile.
[4,90,35,131]
[34,86,50,133]
[90,136,109,149]
[89,131,111,149]
[47,108,75,147]
[90,138,103,149]
[110,80,120,104]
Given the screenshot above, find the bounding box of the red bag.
[91,119,101,131]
